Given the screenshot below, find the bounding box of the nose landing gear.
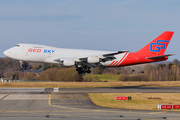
[19,61,23,69]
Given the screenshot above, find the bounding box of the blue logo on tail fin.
[150,40,169,52]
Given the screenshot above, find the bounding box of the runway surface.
[0,87,180,120]
[0,87,180,93]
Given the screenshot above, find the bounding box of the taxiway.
[0,87,180,120]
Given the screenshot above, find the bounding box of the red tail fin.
[136,31,174,55]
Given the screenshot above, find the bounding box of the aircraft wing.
[77,50,128,60]
[145,54,174,59]
[53,50,128,67]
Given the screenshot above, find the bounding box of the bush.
[118,74,150,81]
[24,73,35,80]
[56,67,83,82]
[83,76,102,82]
[37,67,83,82]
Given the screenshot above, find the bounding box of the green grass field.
[88,93,180,110]
[83,74,120,82]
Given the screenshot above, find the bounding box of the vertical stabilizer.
[136,31,174,55]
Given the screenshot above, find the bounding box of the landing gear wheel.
[78,71,82,74]
[77,67,83,74]
[76,66,91,74]
[87,70,91,73]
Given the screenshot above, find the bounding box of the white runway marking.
[3,94,49,100]
[149,112,166,114]
[54,88,59,92]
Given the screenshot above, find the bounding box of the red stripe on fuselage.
[116,53,128,66]
[111,61,119,67]
[108,60,115,66]
[113,53,128,67]
[117,53,129,67]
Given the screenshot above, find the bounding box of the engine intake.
[63,59,76,66]
[87,56,101,63]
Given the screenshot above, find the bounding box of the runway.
[0,87,180,120]
[0,87,180,93]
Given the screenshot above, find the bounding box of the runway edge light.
[127,96,132,100]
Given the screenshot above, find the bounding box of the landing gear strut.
[76,66,91,74]
[19,61,23,69]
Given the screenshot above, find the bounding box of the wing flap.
[103,51,129,57]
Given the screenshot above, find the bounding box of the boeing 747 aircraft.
[4,31,174,74]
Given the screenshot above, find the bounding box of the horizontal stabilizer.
[145,54,174,59]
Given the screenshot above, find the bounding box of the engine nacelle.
[87,56,101,64]
[63,59,76,66]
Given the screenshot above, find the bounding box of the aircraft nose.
[3,50,8,56]
[3,49,12,57]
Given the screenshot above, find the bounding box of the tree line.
[118,59,180,81]
[0,57,180,82]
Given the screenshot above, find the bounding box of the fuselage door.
[22,45,28,56]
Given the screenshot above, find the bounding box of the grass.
[88,93,180,110]
[1,81,180,87]
[83,74,120,82]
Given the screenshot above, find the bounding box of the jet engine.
[63,59,76,66]
[87,56,101,63]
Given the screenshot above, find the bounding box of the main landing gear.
[76,66,91,74]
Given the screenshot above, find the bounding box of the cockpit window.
[15,45,20,47]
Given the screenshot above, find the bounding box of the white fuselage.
[3,32,174,71]
[3,43,126,67]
